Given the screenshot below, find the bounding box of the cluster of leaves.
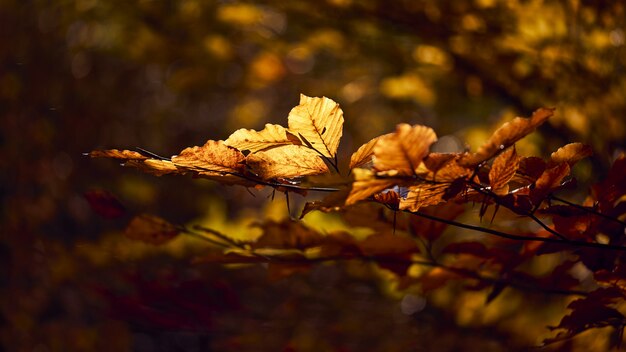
[91,95,626,347]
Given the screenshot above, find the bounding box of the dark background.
[2,1,625,350]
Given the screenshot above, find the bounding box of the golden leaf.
[124,159,180,176]
[549,143,592,167]
[399,183,450,212]
[88,149,148,160]
[373,123,437,176]
[224,123,301,153]
[287,94,344,158]
[172,140,245,176]
[246,145,329,179]
[459,107,554,167]
[346,169,399,205]
[423,154,471,182]
[125,214,180,245]
[489,147,521,195]
[349,135,386,170]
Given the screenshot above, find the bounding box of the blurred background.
[2,0,625,350]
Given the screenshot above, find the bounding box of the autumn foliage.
[91,94,626,348]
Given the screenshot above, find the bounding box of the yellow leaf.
[125,214,180,245]
[549,143,592,167]
[172,140,245,176]
[399,183,450,212]
[489,147,520,195]
[88,149,148,160]
[373,123,437,176]
[349,135,388,170]
[126,159,180,176]
[287,94,344,158]
[225,123,301,153]
[246,145,329,179]
[459,107,554,167]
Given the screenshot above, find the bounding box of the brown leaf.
[224,123,301,153]
[532,163,571,201]
[399,183,450,212]
[423,154,471,182]
[349,135,386,170]
[172,140,245,176]
[88,149,148,160]
[373,123,437,176]
[125,159,180,176]
[125,214,180,245]
[548,143,592,167]
[300,188,350,218]
[489,147,520,195]
[459,107,554,167]
[374,190,400,207]
[346,169,399,205]
[287,94,344,158]
[423,153,457,173]
[246,145,329,179]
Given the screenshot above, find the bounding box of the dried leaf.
[373,124,437,176]
[423,153,458,173]
[399,183,450,212]
[125,214,180,245]
[459,108,554,167]
[489,147,520,195]
[246,145,328,179]
[349,135,386,169]
[224,123,301,153]
[345,169,399,205]
[287,94,344,158]
[549,143,592,167]
[88,149,148,160]
[172,140,245,176]
[532,163,571,202]
[125,159,180,176]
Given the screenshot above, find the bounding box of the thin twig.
[550,194,626,226]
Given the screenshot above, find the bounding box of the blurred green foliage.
[2,0,625,350]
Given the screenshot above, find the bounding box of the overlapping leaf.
[489,147,521,195]
[459,107,554,167]
[349,135,385,170]
[172,140,245,175]
[224,123,301,153]
[373,123,437,176]
[548,142,592,167]
[287,94,344,158]
[246,145,328,179]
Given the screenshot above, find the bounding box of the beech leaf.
[246,145,329,179]
[489,147,520,195]
[172,140,245,176]
[224,123,301,153]
[399,183,450,212]
[548,143,592,167]
[287,94,344,158]
[459,107,554,167]
[88,149,148,160]
[373,123,437,176]
[349,135,386,170]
